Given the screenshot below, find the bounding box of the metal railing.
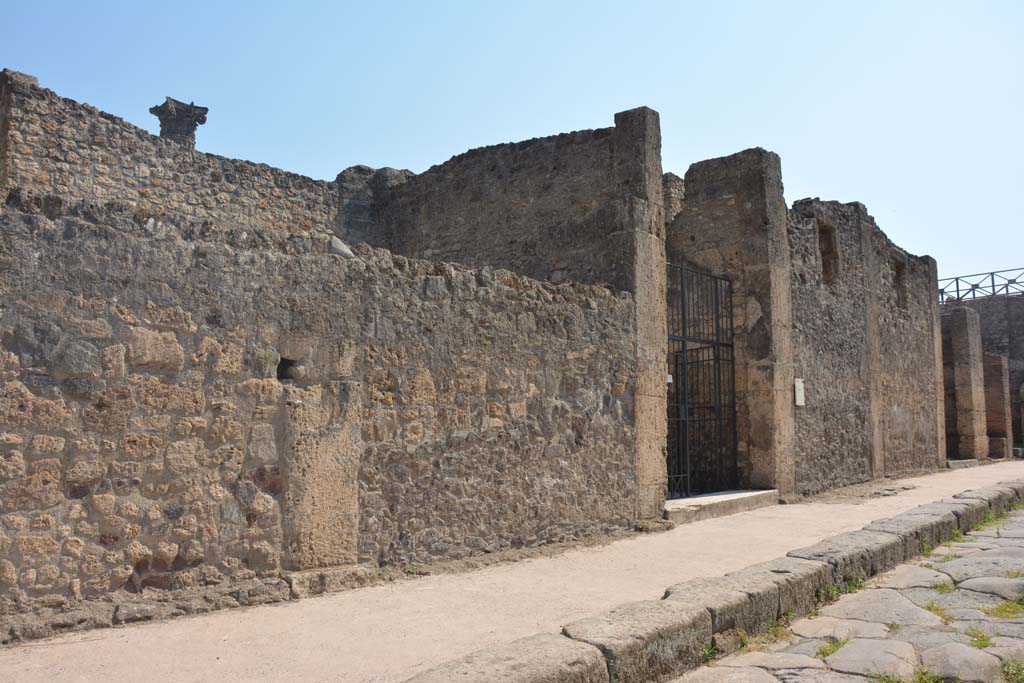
[938,268,1024,303]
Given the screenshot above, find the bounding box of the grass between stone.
[967,625,995,648]
[815,636,847,658]
[982,599,1024,619]
[1008,569,1024,579]
[1004,659,1024,683]
[737,611,795,652]
[868,667,943,683]
[923,600,953,624]
[930,580,953,594]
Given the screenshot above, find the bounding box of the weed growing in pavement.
[816,637,847,658]
[923,600,953,624]
[967,626,994,648]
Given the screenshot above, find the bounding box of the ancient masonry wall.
[666,152,943,496]
[340,108,669,517]
[667,149,796,493]
[942,306,990,460]
[787,199,942,493]
[0,199,639,606]
[0,70,338,232]
[952,295,1024,446]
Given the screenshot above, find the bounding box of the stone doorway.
[666,263,738,498]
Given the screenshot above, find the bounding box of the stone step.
[663,489,779,525]
[947,458,979,469]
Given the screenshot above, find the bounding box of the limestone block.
[562,600,712,683]
[405,633,609,683]
[932,497,990,531]
[863,510,957,558]
[126,328,184,371]
[954,486,1019,515]
[663,576,759,634]
[787,530,904,583]
[726,556,832,618]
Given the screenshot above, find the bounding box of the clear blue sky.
[4,1,1021,278]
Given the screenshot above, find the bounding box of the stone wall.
[787,201,873,491]
[786,200,941,492]
[0,70,338,233]
[339,108,669,517]
[0,197,639,607]
[667,148,796,493]
[666,151,943,496]
[952,295,1024,446]
[942,306,989,460]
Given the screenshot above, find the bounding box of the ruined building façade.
[0,69,1017,635]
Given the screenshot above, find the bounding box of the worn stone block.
[953,486,1018,515]
[727,556,833,617]
[863,509,957,558]
[406,633,609,683]
[663,576,760,635]
[788,530,904,583]
[562,600,712,683]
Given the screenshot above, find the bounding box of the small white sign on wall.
[794,378,806,407]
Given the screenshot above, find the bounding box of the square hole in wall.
[277,357,300,381]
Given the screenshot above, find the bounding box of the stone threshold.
[406,479,1024,683]
[948,458,980,469]
[663,489,779,525]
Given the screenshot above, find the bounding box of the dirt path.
[3,462,1023,683]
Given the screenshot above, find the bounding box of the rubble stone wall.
[338,108,670,516]
[0,199,639,608]
[0,70,338,233]
[787,201,874,491]
[786,200,941,493]
[347,108,662,292]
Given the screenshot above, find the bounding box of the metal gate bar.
[666,263,738,498]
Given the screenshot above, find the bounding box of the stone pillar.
[149,97,208,148]
[611,107,668,519]
[983,352,1013,458]
[670,148,796,494]
[279,381,362,570]
[941,306,988,459]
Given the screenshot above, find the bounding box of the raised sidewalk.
[1,462,1023,682]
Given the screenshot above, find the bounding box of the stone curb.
[405,633,609,683]
[405,479,1024,683]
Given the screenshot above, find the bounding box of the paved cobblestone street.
[675,508,1024,683]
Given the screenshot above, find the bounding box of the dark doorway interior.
[666,263,738,498]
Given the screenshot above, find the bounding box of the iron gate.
[667,263,738,498]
